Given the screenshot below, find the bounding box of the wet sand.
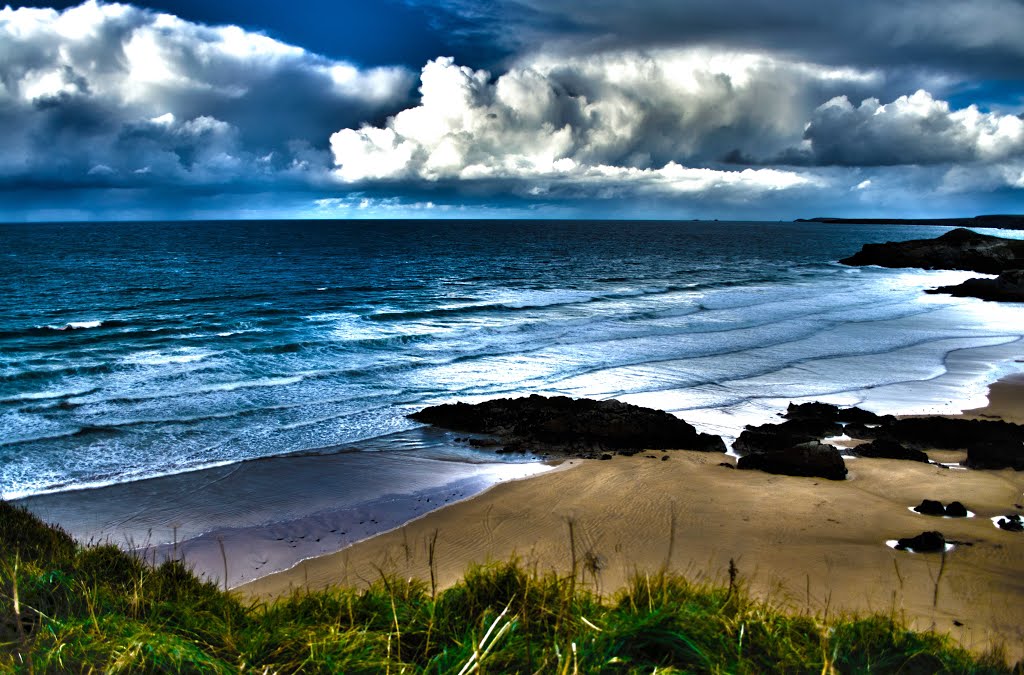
[18,443,551,588]
[960,372,1024,424]
[242,377,1024,660]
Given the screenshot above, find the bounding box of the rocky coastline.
[840,227,1024,301]
[411,396,1024,478]
[797,215,1024,229]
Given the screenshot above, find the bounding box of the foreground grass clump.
[1,501,1019,673]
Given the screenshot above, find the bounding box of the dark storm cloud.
[0,2,414,190]
[420,0,1024,83]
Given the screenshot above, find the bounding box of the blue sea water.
[2,220,1023,499]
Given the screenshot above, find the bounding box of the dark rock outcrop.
[785,402,840,422]
[882,417,1023,452]
[853,416,1024,469]
[842,422,882,440]
[409,394,726,457]
[733,419,843,456]
[759,401,1024,469]
[965,439,1024,471]
[895,531,946,552]
[945,501,969,518]
[840,228,1024,274]
[997,515,1023,532]
[913,499,947,516]
[926,269,1024,302]
[842,408,896,425]
[736,441,848,480]
[854,438,929,463]
[784,402,893,425]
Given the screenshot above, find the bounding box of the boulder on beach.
[854,438,930,463]
[926,269,1024,302]
[409,394,727,457]
[736,441,848,481]
[945,501,969,518]
[895,531,947,553]
[913,499,946,516]
[840,228,1024,274]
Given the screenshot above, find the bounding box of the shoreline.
[240,373,1024,660]
[17,445,552,588]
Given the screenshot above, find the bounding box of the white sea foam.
[1,389,89,402]
[205,375,304,393]
[44,320,103,331]
[124,349,215,366]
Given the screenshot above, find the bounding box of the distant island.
[796,214,1024,229]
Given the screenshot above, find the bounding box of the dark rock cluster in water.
[895,531,947,553]
[996,515,1023,532]
[730,400,1024,478]
[926,269,1024,303]
[840,228,1024,301]
[409,394,726,458]
[731,402,897,480]
[868,417,1024,470]
[781,401,1024,470]
[914,499,969,517]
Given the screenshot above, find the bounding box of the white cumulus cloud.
[0,1,414,187]
[802,90,1024,166]
[329,50,876,199]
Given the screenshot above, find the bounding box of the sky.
[1,0,1022,220]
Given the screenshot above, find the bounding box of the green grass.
[1,500,1019,673]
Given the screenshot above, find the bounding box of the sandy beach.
[241,376,1024,660]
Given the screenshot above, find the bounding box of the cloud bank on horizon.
[0,0,1022,219]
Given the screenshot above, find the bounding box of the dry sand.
[242,376,1024,660]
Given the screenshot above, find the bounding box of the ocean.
[3,220,1024,501]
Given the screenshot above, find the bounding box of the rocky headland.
[839,228,1024,274]
[798,215,1024,230]
[840,227,1024,301]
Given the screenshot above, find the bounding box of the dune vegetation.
[1,500,1019,673]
